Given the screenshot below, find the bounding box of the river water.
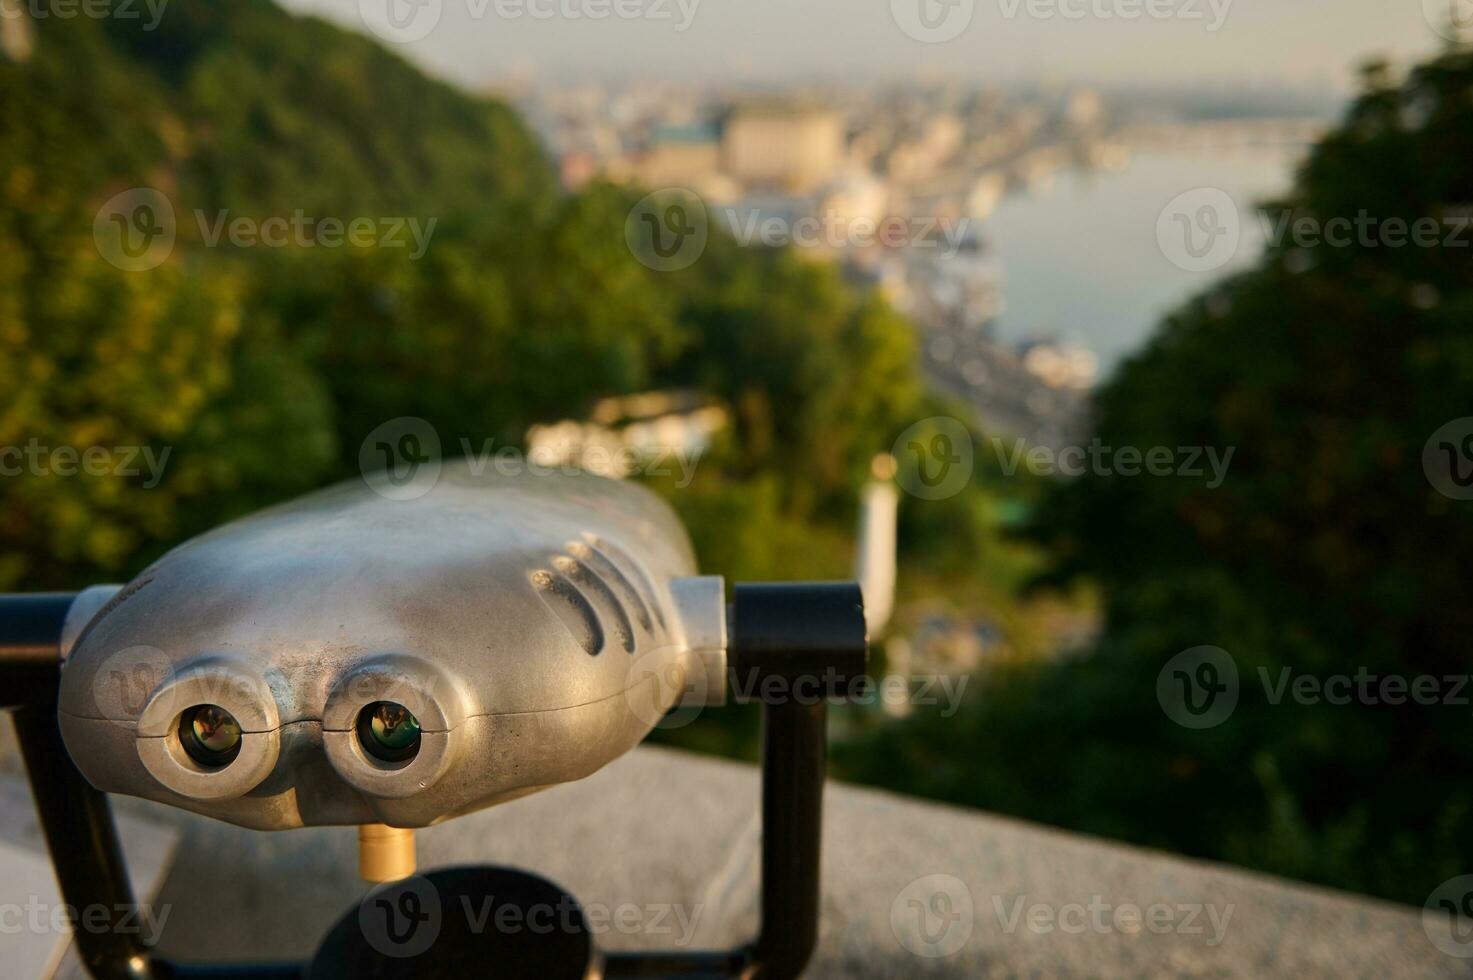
[981,146,1305,377]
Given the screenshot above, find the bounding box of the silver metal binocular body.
[57,463,727,831]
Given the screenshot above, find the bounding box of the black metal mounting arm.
[0,583,867,980]
[1,593,303,980]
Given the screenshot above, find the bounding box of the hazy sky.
[284,0,1448,92]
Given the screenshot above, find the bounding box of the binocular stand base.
[308,867,594,980]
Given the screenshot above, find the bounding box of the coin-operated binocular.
[1,463,867,979]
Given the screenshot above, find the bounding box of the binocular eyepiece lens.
[357,701,421,763]
[178,704,243,767]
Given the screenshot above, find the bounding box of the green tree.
[840,50,1473,904]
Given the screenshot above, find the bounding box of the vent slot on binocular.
[531,569,605,656]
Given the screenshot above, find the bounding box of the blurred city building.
[631,122,723,191]
[721,100,845,195]
[526,390,727,479]
[510,77,1326,451]
[0,0,34,62]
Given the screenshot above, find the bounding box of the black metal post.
[598,699,827,980]
[604,581,865,980]
[0,592,300,980]
[0,592,157,979]
[731,583,862,980]
[727,583,869,696]
[14,705,162,980]
[598,703,827,980]
[747,698,826,979]
[0,593,79,709]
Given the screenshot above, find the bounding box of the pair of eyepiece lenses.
[177,700,421,769]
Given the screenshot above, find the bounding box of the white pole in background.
[854,453,898,637]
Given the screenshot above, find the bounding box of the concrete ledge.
[95,745,1453,977]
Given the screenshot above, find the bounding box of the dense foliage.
[838,52,1473,905]
[0,1,921,591]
